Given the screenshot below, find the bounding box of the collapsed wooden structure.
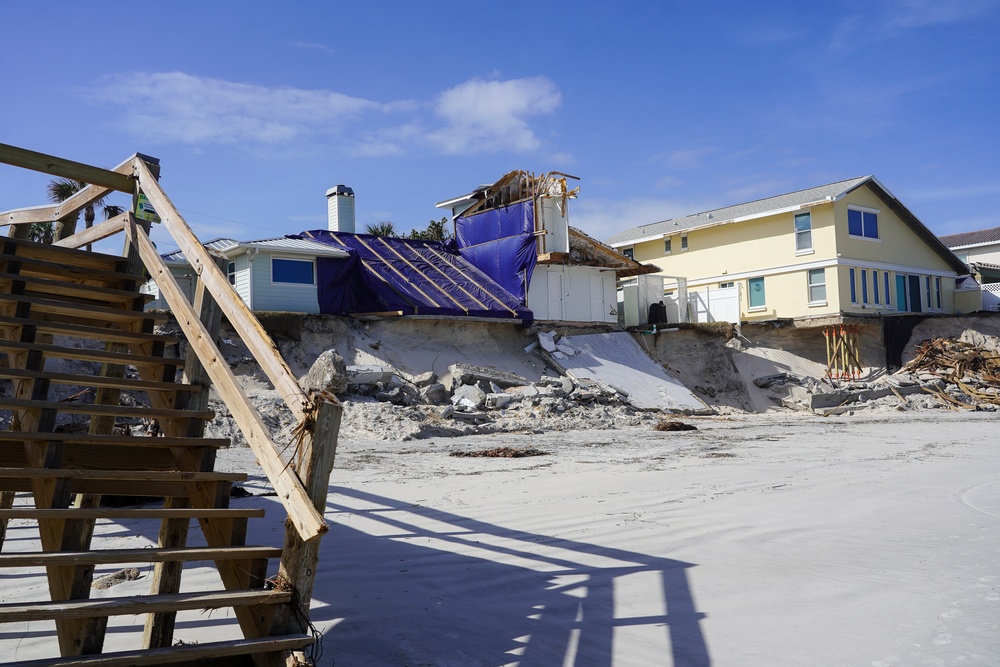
[0,144,341,666]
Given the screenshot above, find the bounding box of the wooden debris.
[901,337,1000,405]
[450,447,549,458]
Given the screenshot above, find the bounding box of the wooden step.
[0,251,145,288]
[0,272,153,308]
[0,443,216,472]
[0,588,290,623]
[0,236,134,273]
[0,397,214,420]
[0,508,265,520]
[0,293,167,324]
[0,545,282,567]
[0,431,228,448]
[0,477,237,497]
[9,634,314,667]
[0,368,199,394]
[0,468,246,483]
[0,315,179,345]
[0,340,183,368]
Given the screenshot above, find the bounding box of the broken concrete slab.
[348,364,395,385]
[449,363,528,391]
[545,332,707,412]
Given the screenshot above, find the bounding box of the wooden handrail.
[126,217,328,541]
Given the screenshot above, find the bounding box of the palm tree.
[46,178,120,244]
[365,221,397,237]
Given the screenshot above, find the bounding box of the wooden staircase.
[0,146,342,667]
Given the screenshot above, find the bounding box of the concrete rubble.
[753,331,1000,414]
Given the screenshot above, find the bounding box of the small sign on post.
[135,193,161,223]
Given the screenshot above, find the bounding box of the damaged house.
[151,173,654,324]
[436,170,658,323]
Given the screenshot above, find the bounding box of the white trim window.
[794,212,813,254]
[807,268,826,305]
[622,247,635,260]
[719,281,735,289]
[847,206,879,240]
[748,276,765,311]
[271,256,316,286]
[664,237,672,254]
[680,234,689,251]
[227,260,237,286]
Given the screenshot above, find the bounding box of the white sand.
[5,411,996,666]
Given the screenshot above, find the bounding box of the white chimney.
[326,185,355,233]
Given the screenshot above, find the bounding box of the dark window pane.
[272,258,314,284]
[848,209,863,236]
[863,211,879,238]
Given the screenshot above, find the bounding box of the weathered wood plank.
[134,160,309,422]
[0,508,265,520]
[0,340,183,367]
[0,589,290,622]
[0,270,152,305]
[0,468,245,482]
[53,213,128,249]
[0,431,226,448]
[10,634,313,667]
[0,368,197,393]
[0,546,282,567]
[0,143,136,194]
[0,293,166,323]
[144,255,226,650]
[126,220,326,541]
[0,397,213,420]
[0,315,178,344]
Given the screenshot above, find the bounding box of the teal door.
[895,275,907,312]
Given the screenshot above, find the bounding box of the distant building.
[606,176,974,323]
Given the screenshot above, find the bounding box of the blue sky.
[1,1,998,256]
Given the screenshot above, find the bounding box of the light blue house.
[146,236,350,313]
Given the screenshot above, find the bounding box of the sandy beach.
[5,410,996,666]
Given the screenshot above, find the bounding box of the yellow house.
[606,176,971,323]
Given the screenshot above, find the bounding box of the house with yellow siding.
[606,176,971,323]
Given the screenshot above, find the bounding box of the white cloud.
[91,72,379,145]
[89,72,562,158]
[888,0,997,28]
[424,77,561,154]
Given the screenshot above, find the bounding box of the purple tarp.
[295,231,532,322]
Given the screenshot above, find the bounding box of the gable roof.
[606,176,968,275]
[940,225,1000,249]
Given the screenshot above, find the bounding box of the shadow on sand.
[311,486,710,666]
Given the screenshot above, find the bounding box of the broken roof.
[437,170,579,217]
[564,227,660,277]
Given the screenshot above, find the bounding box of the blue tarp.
[454,200,536,302]
[295,231,532,322]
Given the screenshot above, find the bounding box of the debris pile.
[896,335,1000,406]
